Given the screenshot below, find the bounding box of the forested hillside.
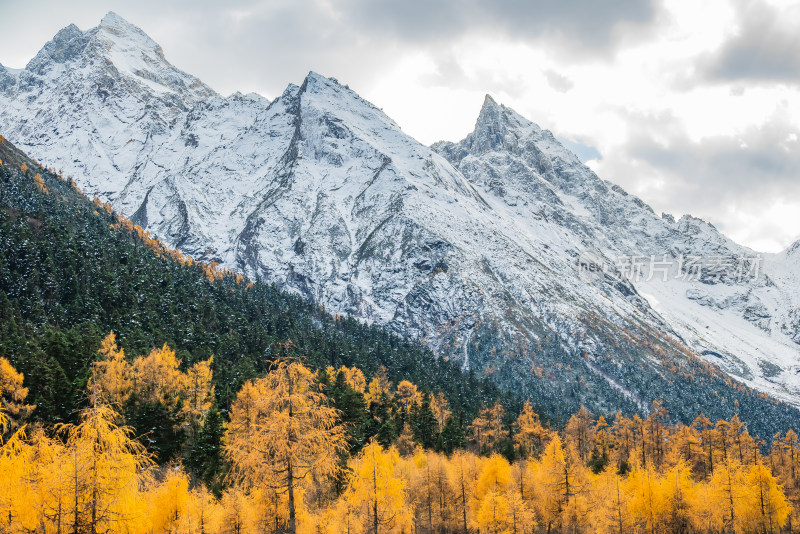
[2,136,800,532]
[0,136,515,456]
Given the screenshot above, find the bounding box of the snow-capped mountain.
[1,13,798,427]
[433,98,800,405]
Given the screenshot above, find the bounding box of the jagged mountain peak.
[298,70,351,99]
[19,12,215,102]
[471,95,528,154]
[26,23,89,74]
[675,214,745,250]
[95,11,166,59]
[100,11,136,29]
[287,70,409,147]
[302,70,335,87]
[466,96,588,170]
[476,93,527,126]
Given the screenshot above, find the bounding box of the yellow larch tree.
[326,366,367,394]
[447,449,480,534]
[0,356,34,432]
[182,356,216,449]
[725,414,750,463]
[770,429,800,531]
[430,392,452,432]
[183,485,224,534]
[218,484,253,534]
[564,405,595,463]
[345,440,412,534]
[688,478,719,534]
[625,457,668,534]
[409,447,453,532]
[589,467,634,534]
[660,458,698,533]
[33,172,48,193]
[224,359,347,534]
[394,422,417,456]
[475,488,510,534]
[609,412,636,473]
[132,343,186,408]
[90,332,133,406]
[692,414,717,477]
[513,400,550,459]
[671,423,702,468]
[529,434,591,533]
[182,357,215,422]
[643,400,669,469]
[505,484,536,534]
[320,494,364,534]
[57,389,153,534]
[739,462,790,534]
[145,467,193,533]
[468,403,509,455]
[707,457,748,534]
[27,428,72,533]
[364,367,393,407]
[395,380,421,413]
[473,454,534,534]
[593,414,611,469]
[0,359,38,533]
[0,426,37,533]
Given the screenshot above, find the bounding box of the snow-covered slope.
[434,97,800,405]
[1,14,798,428]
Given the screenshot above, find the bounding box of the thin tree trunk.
[287,367,297,534]
[288,458,296,534]
[460,461,468,534]
[373,445,379,534]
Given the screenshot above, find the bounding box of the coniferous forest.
[1,135,800,533]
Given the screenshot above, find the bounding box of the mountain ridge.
[1,14,798,423]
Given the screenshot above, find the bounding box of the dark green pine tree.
[328,370,370,454]
[410,395,439,449]
[187,405,225,491]
[124,394,185,463]
[437,413,466,454]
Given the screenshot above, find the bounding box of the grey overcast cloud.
[1,0,798,253]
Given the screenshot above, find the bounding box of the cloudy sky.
[2,0,799,252]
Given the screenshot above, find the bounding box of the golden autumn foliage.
[468,402,509,454]
[56,390,154,533]
[0,352,797,534]
[91,332,215,423]
[90,332,132,405]
[224,358,348,534]
[326,365,367,394]
[514,400,551,459]
[395,380,422,411]
[430,391,452,433]
[33,173,48,194]
[342,440,413,534]
[102,202,252,287]
[364,366,393,406]
[0,356,34,433]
